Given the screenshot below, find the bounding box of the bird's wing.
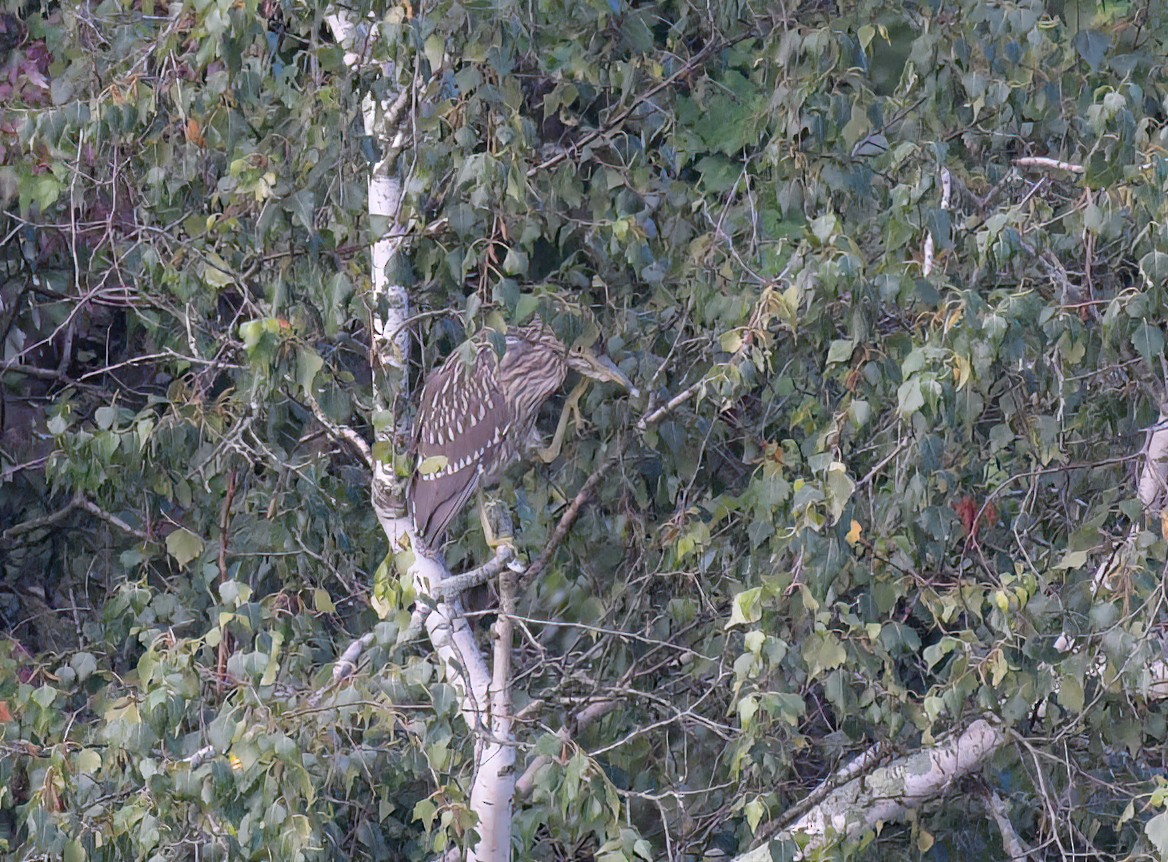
[408,349,514,548]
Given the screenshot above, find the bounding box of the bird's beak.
[570,351,639,398]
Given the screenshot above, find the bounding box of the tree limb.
[3,492,151,545]
[734,719,1007,861]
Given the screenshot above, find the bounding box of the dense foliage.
[6,0,1168,858]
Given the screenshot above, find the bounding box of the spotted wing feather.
[408,347,513,548]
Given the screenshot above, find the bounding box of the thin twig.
[520,457,612,587]
[215,470,238,695]
[3,492,151,545]
[306,391,373,468]
[527,39,725,177]
[73,496,151,542]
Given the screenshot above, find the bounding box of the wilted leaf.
[726,587,763,628]
[917,828,935,853]
[846,519,862,546]
[1146,812,1168,856]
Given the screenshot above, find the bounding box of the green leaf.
[849,399,870,428]
[804,633,847,676]
[423,34,445,71]
[136,416,155,452]
[63,839,87,862]
[1054,549,1088,570]
[202,253,233,288]
[1131,323,1164,365]
[285,189,314,231]
[413,798,437,831]
[1140,251,1168,287]
[95,405,116,429]
[502,246,528,276]
[826,338,855,365]
[745,797,765,833]
[1073,29,1109,72]
[166,529,204,568]
[371,553,394,620]
[76,748,103,775]
[737,692,758,729]
[726,587,763,628]
[260,630,283,686]
[897,377,924,417]
[744,630,765,655]
[514,293,540,322]
[313,588,335,614]
[71,651,97,681]
[811,213,838,244]
[240,319,263,348]
[296,347,324,395]
[1057,673,1084,713]
[824,462,855,524]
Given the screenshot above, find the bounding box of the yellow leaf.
[417,455,449,476]
[989,648,1009,686]
[745,797,765,833]
[952,354,971,390]
[1160,509,1168,541]
[917,828,935,852]
[846,519,863,546]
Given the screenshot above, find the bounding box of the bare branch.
[984,789,1037,862]
[306,391,373,468]
[528,40,724,177]
[521,458,610,587]
[1012,156,1085,174]
[3,492,151,546]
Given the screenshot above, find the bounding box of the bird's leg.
[535,379,590,463]
[477,486,515,550]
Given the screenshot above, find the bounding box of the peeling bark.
[734,719,1007,861]
[1138,410,1168,515]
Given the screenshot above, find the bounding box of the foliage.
[6,0,1168,859]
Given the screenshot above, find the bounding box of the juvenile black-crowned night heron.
[407,321,634,550]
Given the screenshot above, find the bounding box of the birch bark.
[321,14,514,860]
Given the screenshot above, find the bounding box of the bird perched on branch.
[407,320,634,551]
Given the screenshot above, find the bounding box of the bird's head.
[565,342,638,397]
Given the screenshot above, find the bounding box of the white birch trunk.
[323,12,514,860]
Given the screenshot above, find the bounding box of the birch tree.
[12,1,1168,860]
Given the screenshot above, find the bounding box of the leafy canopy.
[4,0,1168,858]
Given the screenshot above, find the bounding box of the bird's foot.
[535,378,591,463]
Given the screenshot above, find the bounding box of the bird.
[407,320,633,551]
